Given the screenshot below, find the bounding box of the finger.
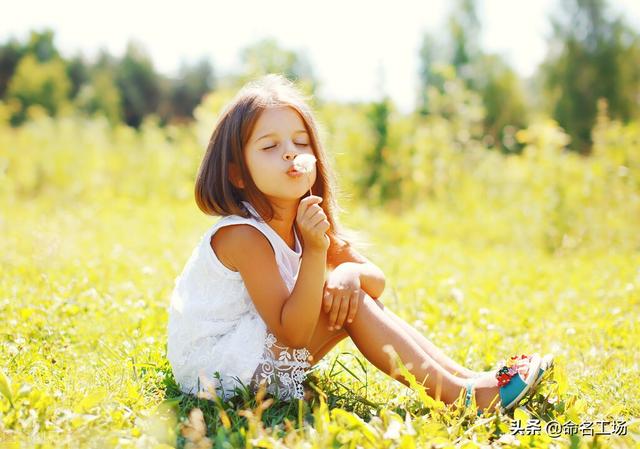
[306,206,325,223]
[335,294,351,329]
[297,196,323,221]
[318,219,330,232]
[323,290,333,314]
[298,209,326,232]
[346,291,359,324]
[299,207,324,228]
[300,196,322,211]
[303,195,323,204]
[310,212,328,228]
[329,296,343,329]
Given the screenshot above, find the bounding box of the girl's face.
[242,106,317,201]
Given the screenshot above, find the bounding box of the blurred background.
[2,0,639,253]
[1,1,640,445]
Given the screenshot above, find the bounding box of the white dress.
[166,201,313,401]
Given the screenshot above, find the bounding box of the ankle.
[475,384,500,410]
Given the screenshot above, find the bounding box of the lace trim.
[250,331,311,400]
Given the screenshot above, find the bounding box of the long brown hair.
[195,74,358,254]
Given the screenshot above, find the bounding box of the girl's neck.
[264,198,300,251]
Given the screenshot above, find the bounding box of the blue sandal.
[530,353,554,391]
[464,353,545,413]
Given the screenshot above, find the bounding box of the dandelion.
[293,154,316,196]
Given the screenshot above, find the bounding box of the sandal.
[530,353,554,391]
[464,353,543,413]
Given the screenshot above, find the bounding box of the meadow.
[1,96,639,448]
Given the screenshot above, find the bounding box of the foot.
[463,353,545,413]
[467,374,502,410]
[464,353,554,384]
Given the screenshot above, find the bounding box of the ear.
[229,162,245,189]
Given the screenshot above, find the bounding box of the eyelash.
[263,143,309,150]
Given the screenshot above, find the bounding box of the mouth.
[287,169,304,178]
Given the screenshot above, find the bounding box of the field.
[1,107,639,448]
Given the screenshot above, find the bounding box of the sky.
[3,0,640,114]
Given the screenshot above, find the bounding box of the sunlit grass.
[1,112,639,447]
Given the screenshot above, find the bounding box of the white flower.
[293,154,316,173]
[383,419,402,440]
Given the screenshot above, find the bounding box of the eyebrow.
[255,129,308,142]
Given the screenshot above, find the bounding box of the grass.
[1,190,638,448]
[1,112,639,447]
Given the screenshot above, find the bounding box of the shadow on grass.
[148,350,410,448]
[145,352,564,448]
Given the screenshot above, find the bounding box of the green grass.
[1,112,639,447]
[1,191,638,448]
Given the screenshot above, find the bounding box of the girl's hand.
[323,263,362,330]
[296,195,330,252]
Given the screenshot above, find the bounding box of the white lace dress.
[167,201,312,401]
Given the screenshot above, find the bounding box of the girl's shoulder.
[210,222,267,272]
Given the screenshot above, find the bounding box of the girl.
[166,74,553,413]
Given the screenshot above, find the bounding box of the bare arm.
[213,224,325,349]
[327,241,386,299]
[212,197,329,349]
[279,246,327,347]
[330,261,386,300]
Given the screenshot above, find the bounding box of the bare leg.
[371,299,487,379]
[344,292,500,408]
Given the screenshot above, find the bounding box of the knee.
[360,289,384,310]
[342,289,378,330]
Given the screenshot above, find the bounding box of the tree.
[475,54,529,151]
[25,29,59,62]
[417,34,447,115]
[236,38,319,96]
[0,30,59,100]
[416,0,529,151]
[0,38,26,99]
[164,59,215,123]
[7,54,71,124]
[75,68,122,124]
[66,54,90,99]
[447,0,481,84]
[115,42,162,128]
[540,0,640,153]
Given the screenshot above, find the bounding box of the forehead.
[251,106,306,137]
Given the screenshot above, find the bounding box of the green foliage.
[360,96,402,204]
[541,0,640,153]
[235,37,319,95]
[0,38,26,98]
[75,69,123,124]
[24,29,60,63]
[164,59,215,123]
[447,0,481,76]
[1,31,219,129]
[115,42,162,128]
[474,55,529,152]
[417,0,530,152]
[7,53,71,125]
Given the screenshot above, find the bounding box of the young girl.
[166,74,553,413]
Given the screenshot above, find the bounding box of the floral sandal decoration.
[464,353,543,414]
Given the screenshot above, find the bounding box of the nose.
[282,142,300,161]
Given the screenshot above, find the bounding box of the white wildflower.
[293,154,316,173]
[293,154,317,195]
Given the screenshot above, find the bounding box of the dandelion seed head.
[293,154,316,173]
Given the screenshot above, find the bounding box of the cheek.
[246,154,277,185]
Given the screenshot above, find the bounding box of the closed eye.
[262,143,309,150]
